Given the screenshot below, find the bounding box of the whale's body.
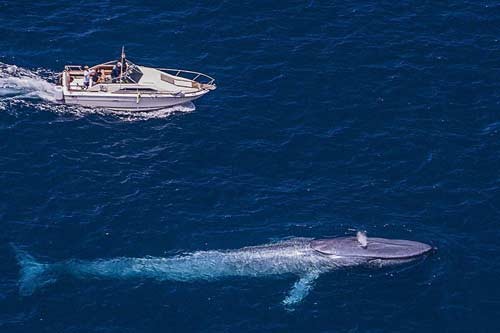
[15,235,432,307]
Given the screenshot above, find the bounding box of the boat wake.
[0,62,58,104]
[85,102,197,121]
[0,62,196,120]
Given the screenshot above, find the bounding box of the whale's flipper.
[12,245,56,296]
[282,271,320,308]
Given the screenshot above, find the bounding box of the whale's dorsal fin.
[282,271,320,308]
[357,231,368,248]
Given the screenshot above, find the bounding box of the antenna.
[119,46,125,85]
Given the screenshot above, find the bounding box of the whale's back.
[311,237,432,259]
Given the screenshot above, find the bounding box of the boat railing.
[64,65,83,72]
[156,68,216,86]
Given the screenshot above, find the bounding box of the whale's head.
[311,233,433,265]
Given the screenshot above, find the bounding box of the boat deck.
[62,60,215,95]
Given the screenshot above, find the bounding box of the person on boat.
[121,59,127,73]
[111,62,122,82]
[83,65,90,89]
[98,68,107,83]
[88,68,97,87]
[91,68,100,85]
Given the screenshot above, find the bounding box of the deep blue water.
[1,1,500,332]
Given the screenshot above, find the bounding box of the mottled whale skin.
[14,235,432,307]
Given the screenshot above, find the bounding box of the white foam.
[39,102,197,121]
[99,102,196,121]
[0,63,58,102]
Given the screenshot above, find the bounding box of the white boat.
[55,49,216,111]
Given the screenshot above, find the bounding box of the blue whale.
[15,233,432,307]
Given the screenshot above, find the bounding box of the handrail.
[156,68,216,85]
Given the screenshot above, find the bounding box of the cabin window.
[122,88,156,91]
[116,87,158,93]
[161,73,175,84]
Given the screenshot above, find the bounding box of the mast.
[119,46,125,84]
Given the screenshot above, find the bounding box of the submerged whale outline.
[14,233,433,307]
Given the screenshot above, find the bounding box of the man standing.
[83,65,90,89]
[111,62,121,83]
[89,68,97,88]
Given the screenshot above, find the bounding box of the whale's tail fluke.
[12,245,56,296]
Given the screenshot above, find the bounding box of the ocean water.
[1,1,500,332]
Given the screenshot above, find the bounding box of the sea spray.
[0,62,58,102]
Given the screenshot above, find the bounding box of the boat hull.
[61,92,205,112]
